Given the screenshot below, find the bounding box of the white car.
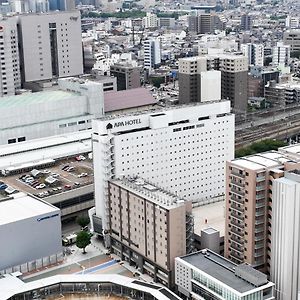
[51,173,59,178]
[36,184,46,189]
[25,177,34,183]
[43,169,51,174]
[78,172,88,178]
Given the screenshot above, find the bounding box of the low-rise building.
[175,249,275,300]
[0,193,62,274]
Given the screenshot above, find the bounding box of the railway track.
[235,116,300,149]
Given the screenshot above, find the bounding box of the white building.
[241,43,264,67]
[175,249,275,300]
[0,77,103,145]
[144,38,161,71]
[271,170,300,300]
[286,16,300,29]
[18,11,83,83]
[199,70,221,102]
[91,101,234,238]
[142,12,158,29]
[0,17,21,96]
[272,42,290,68]
[0,192,62,274]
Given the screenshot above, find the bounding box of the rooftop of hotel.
[110,177,190,209]
[98,99,231,121]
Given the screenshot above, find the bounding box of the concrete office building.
[108,177,193,287]
[270,170,300,300]
[284,30,300,52]
[144,38,161,71]
[0,17,21,96]
[0,192,62,274]
[225,151,300,272]
[175,249,275,300]
[272,42,290,68]
[218,55,248,112]
[110,63,141,91]
[179,55,248,111]
[91,101,234,241]
[0,77,103,145]
[178,57,221,104]
[18,11,83,83]
[241,43,264,67]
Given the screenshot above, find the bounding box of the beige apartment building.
[108,177,193,288]
[225,151,300,273]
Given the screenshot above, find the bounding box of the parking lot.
[1,154,94,199]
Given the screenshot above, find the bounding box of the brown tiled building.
[108,177,193,288]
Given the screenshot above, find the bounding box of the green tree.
[76,231,91,254]
[76,216,90,228]
[151,77,165,88]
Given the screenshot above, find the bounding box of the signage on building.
[106,118,142,130]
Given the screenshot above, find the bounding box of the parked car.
[62,165,69,171]
[64,184,72,190]
[78,172,88,178]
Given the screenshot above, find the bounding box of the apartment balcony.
[230,242,243,253]
[231,187,245,197]
[230,251,244,263]
[231,212,244,222]
[256,193,265,200]
[255,217,265,225]
[254,249,265,257]
[255,241,264,249]
[256,185,265,192]
[254,233,264,241]
[231,204,244,213]
[231,227,244,237]
[231,235,244,246]
[231,181,244,188]
[231,171,245,179]
[255,209,265,217]
[231,219,244,230]
[256,176,266,182]
[231,196,244,205]
[256,201,265,209]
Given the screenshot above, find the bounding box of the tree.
[76,216,90,228]
[76,231,91,254]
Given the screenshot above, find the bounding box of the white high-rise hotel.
[91,101,234,236]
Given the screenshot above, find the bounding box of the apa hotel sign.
[106,118,142,129]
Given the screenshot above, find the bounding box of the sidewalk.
[23,235,108,281]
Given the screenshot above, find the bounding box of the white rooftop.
[0,130,92,171]
[193,201,225,237]
[280,144,300,154]
[0,192,58,226]
[232,151,291,170]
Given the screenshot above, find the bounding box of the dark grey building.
[241,14,253,31]
[110,63,141,91]
[188,13,224,34]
